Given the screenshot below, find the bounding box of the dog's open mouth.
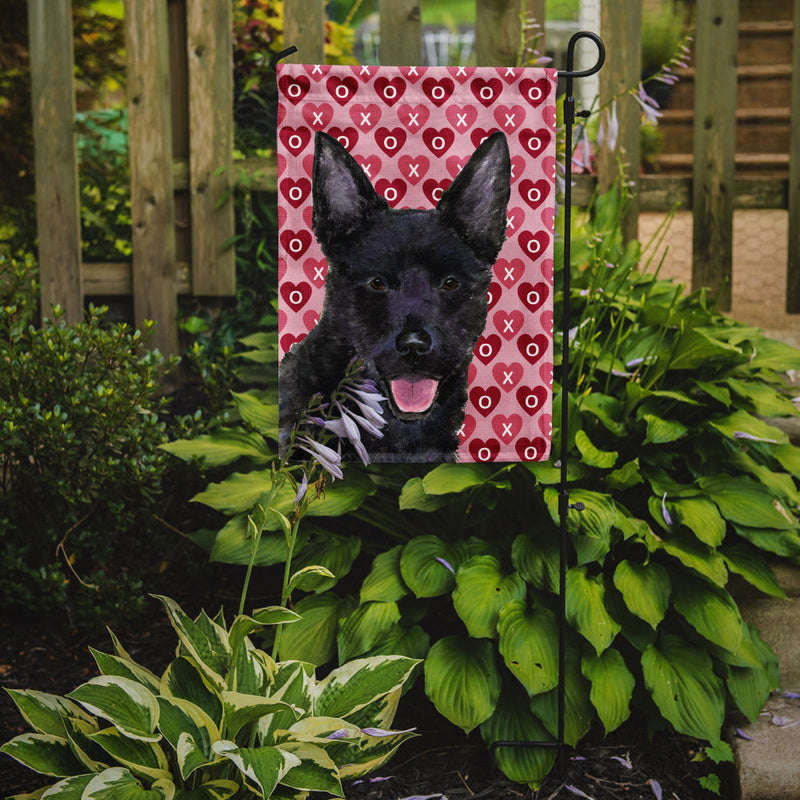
[389,375,439,415]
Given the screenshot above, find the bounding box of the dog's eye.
[368,277,388,292]
[440,277,459,291]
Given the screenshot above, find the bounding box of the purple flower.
[435,556,455,574]
[565,786,595,799]
[294,471,308,504]
[649,779,663,800]
[296,436,343,480]
[598,100,619,153]
[611,755,632,769]
[633,83,662,125]
[661,492,673,526]
[326,729,351,740]
[734,431,779,444]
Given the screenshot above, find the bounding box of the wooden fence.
[27,0,800,355]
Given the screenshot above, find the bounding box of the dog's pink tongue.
[391,376,438,414]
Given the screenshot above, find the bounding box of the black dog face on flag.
[279,130,511,462]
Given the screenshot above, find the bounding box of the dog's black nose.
[396,329,432,360]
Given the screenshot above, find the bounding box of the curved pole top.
[558,31,605,80]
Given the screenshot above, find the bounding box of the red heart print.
[302,205,314,229]
[279,126,311,157]
[280,332,306,353]
[445,155,470,178]
[397,103,430,132]
[279,177,311,209]
[509,156,525,184]
[505,207,525,238]
[470,385,501,417]
[470,127,500,149]
[352,63,375,82]
[539,413,552,437]
[519,231,549,261]
[303,309,319,331]
[520,77,551,107]
[278,258,287,281]
[520,127,552,158]
[518,334,548,366]
[375,75,406,106]
[469,437,501,463]
[493,104,526,133]
[516,437,548,462]
[301,154,314,177]
[349,103,381,131]
[492,361,524,392]
[375,178,407,207]
[540,311,554,336]
[280,229,312,260]
[422,76,454,107]
[448,65,475,83]
[468,362,477,383]
[355,154,381,180]
[487,281,502,311]
[303,257,327,287]
[540,362,553,386]
[445,104,478,133]
[302,102,334,130]
[544,105,557,128]
[327,126,359,151]
[497,66,520,84]
[326,75,358,105]
[400,65,426,83]
[303,64,330,78]
[493,309,525,341]
[422,128,455,157]
[542,157,557,184]
[280,281,312,312]
[541,258,554,281]
[278,308,287,329]
[398,154,429,184]
[422,178,451,207]
[278,73,310,105]
[516,384,548,415]
[375,127,407,157]
[470,76,502,107]
[277,104,286,126]
[493,414,522,443]
[458,413,476,443]
[494,257,525,287]
[519,179,551,210]
[474,333,502,365]
[518,281,550,313]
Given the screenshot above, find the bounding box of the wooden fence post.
[379,0,421,66]
[787,0,800,313]
[284,0,325,64]
[475,0,540,67]
[187,0,235,295]
[598,0,641,244]
[692,0,738,311]
[28,0,83,325]
[126,0,178,356]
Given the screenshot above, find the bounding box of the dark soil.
[1,580,733,800]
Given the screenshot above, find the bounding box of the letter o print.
[432,85,445,100]
[480,86,494,101]
[526,237,541,257]
[526,288,540,307]
[478,394,492,411]
[432,186,443,202]
[478,446,492,462]
[288,83,303,99]
[527,134,541,152]
[384,135,398,151]
[524,444,539,460]
[525,341,541,362]
[383,84,397,100]
[288,134,303,151]
[289,237,303,255]
[336,84,350,100]
[432,136,445,152]
[527,85,542,102]
[478,341,493,359]
[289,186,303,202]
[289,289,304,306]
[527,186,541,204]
[384,186,398,203]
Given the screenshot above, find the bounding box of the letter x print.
[501,368,515,386]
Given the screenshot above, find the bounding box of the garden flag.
[277,63,557,464]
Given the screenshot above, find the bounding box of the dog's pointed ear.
[437,131,511,263]
[312,132,386,249]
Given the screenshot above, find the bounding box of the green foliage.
[0,596,420,799]
[0,254,175,622]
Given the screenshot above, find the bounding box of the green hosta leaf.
[424,636,501,733]
[545,488,617,565]
[288,565,336,594]
[748,337,800,371]
[172,780,239,800]
[606,458,644,491]
[647,528,728,586]
[725,378,799,417]
[360,545,409,603]
[90,650,161,694]
[314,656,420,721]
[701,475,797,530]
[228,609,300,656]
[221,692,297,740]
[480,681,555,789]
[733,524,800,558]
[337,601,402,663]
[575,429,618,468]
[708,410,788,445]
[400,536,468,598]
[421,463,496,494]
[566,566,621,655]
[398,477,451,511]
[668,328,743,371]
[497,601,558,696]
[643,413,688,444]
[337,727,418,781]
[642,634,725,741]
[212,741,299,797]
[160,428,272,467]
[4,689,93,737]
[67,676,160,742]
[721,543,786,598]
[612,560,670,629]
[231,391,279,436]
[452,556,526,639]
[277,592,352,665]
[581,649,635,734]
[82,768,174,799]
[160,658,222,727]
[727,663,772,723]
[276,741,343,796]
[0,733,85,777]
[668,497,726,547]
[88,728,170,782]
[362,624,430,660]
[291,535,361,592]
[511,533,559,593]
[772,442,800,476]
[580,392,627,436]
[672,574,743,653]
[693,380,732,407]
[208,515,300,567]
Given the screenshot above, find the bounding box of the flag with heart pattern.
[277,63,556,464]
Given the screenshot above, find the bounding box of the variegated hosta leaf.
[276,741,344,796]
[0,732,85,777]
[212,741,300,798]
[334,726,418,781]
[258,662,315,745]
[81,767,175,799]
[581,649,635,735]
[612,560,671,629]
[360,545,409,604]
[66,676,160,742]
[61,716,106,773]
[220,691,299,740]
[671,574,743,653]
[39,773,94,798]
[160,657,222,727]
[313,656,420,721]
[4,689,93,737]
[171,779,240,799]
[156,696,219,778]
[230,640,276,696]
[88,727,171,782]
[424,636,501,734]
[480,681,555,789]
[642,634,725,741]
[228,610,299,658]
[496,601,559,696]
[565,566,621,655]
[452,556,526,639]
[90,649,161,694]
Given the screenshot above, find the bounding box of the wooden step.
[648,152,789,178]
[737,20,794,66]
[737,0,794,23]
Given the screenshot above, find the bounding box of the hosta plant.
[0,595,419,800]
